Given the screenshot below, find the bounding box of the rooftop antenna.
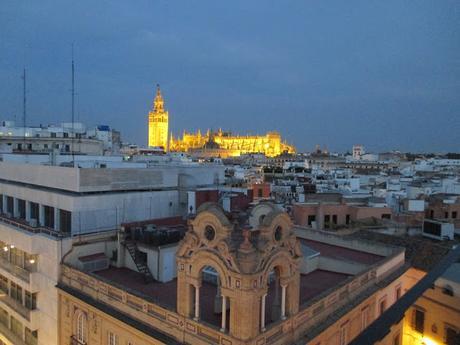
[22,67,27,148]
[71,42,75,165]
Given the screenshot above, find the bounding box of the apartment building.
[0,160,225,345]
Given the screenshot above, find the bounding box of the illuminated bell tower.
[148,84,169,149]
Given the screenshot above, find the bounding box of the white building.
[0,159,225,345]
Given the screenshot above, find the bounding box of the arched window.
[76,311,87,344]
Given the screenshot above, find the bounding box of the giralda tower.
[148,85,169,149]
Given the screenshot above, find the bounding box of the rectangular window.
[25,327,38,345]
[307,215,316,226]
[445,211,449,218]
[0,275,8,294]
[25,291,37,310]
[10,316,22,338]
[332,215,338,225]
[339,323,348,345]
[345,214,351,225]
[414,309,425,333]
[0,307,8,327]
[446,326,459,345]
[59,209,72,233]
[379,298,387,316]
[6,197,13,216]
[30,202,39,222]
[44,206,54,228]
[396,286,401,300]
[108,332,118,345]
[17,199,26,220]
[258,189,263,198]
[452,211,457,219]
[361,306,370,329]
[324,215,330,228]
[10,282,23,304]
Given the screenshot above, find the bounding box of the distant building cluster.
[0,98,459,345]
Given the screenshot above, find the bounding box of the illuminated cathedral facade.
[147,86,295,157]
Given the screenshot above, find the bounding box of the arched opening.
[74,310,87,344]
[196,265,230,331]
[264,267,283,327]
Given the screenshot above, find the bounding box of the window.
[452,211,458,219]
[381,214,391,219]
[307,215,316,226]
[379,298,387,316]
[10,282,23,304]
[0,275,8,294]
[108,331,118,345]
[395,286,402,300]
[258,189,263,198]
[345,214,351,225]
[59,209,72,233]
[445,211,449,218]
[429,210,434,218]
[446,326,459,345]
[414,308,425,333]
[10,316,22,337]
[51,133,56,138]
[25,327,38,345]
[393,333,400,345]
[0,307,8,327]
[25,291,37,310]
[44,205,54,228]
[332,215,338,225]
[30,202,39,222]
[361,306,370,329]
[324,215,330,228]
[76,311,87,344]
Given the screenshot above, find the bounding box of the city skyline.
[1,1,459,153]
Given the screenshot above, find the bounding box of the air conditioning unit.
[29,219,38,227]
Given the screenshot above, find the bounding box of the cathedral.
[147,86,295,157]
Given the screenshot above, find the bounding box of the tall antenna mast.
[71,43,75,164]
[22,67,27,148]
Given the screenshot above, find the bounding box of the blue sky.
[1,1,459,152]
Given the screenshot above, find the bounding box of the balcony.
[0,213,69,238]
[0,256,31,283]
[0,294,31,321]
[0,320,27,345]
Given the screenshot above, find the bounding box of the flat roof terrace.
[93,264,353,329]
[300,238,383,265]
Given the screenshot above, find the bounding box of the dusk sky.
[1,1,459,153]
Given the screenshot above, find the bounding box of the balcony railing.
[0,213,70,238]
[0,294,31,321]
[0,319,27,345]
[0,256,31,283]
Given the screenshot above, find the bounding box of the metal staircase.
[124,241,154,283]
